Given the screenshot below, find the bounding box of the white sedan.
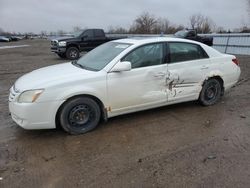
[9,38,241,134]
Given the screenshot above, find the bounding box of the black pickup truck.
[174,30,213,46]
[51,29,125,60]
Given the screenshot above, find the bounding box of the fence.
[202,33,250,55]
[108,33,250,55]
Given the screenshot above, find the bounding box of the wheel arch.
[203,75,225,96]
[55,94,108,129]
[67,43,80,50]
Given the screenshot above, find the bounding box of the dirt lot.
[0,39,250,188]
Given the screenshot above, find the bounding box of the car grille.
[51,40,58,47]
[9,86,19,102]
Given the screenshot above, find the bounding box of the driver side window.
[122,43,164,69]
[83,30,94,39]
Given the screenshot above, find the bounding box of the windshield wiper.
[72,60,86,69]
[71,60,98,71]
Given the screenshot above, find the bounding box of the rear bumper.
[224,67,241,91]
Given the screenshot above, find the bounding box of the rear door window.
[168,42,208,63]
[94,30,104,37]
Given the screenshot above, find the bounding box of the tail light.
[232,58,240,66]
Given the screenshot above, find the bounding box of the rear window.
[168,42,208,63]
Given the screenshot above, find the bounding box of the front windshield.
[175,30,188,37]
[76,42,131,71]
[73,30,84,37]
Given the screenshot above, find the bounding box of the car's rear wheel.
[59,97,101,135]
[199,78,222,106]
[66,47,79,60]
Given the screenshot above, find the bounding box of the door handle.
[154,72,165,78]
[201,66,209,70]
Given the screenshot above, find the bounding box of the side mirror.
[81,35,87,41]
[110,61,132,72]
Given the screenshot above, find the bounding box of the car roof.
[114,37,203,46]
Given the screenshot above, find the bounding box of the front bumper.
[51,46,66,54]
[9,100,64,130]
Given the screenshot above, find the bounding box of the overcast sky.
[0,0,249,33]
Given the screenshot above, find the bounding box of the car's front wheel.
[59,97,101,135]
[199,78,222,106]
[66,47,79,60]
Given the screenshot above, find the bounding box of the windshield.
[75,42,131,71]
[175,30,188,37]
[73,30,84,37]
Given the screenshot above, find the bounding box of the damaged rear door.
[166,42,210,102]
[107,43,168,114]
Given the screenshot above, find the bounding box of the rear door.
[93,29,107,46]
[166,42,211,102]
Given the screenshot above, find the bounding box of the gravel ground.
[0,39,250,188]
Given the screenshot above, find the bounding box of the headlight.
[58,41,66,47]
[18,89,44,103]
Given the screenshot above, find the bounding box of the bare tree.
[189,14,215,33]
[73,26,82,32]
[201,17,216,33]
[190,14,204,30]
[130,12,157,34]
[152,18,170,34]
[168,24,185,34]
[107,26,128,34]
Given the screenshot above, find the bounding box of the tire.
[66,47,79,60]
[199,78,222,106]
[59,97,101,135]
[57,53,66,58]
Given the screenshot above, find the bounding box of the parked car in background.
[175,29,213,46]
[51,28,126,60]
[8,36,22,41]
[9,38,240,135]
[0,36,10,42]
[0,35,23,42]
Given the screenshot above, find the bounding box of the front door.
[80,30,95,51]
[107,43,168,115]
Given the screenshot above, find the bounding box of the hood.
[14,62,96,92]
[51,36,75,42]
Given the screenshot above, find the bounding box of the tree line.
[103,12,250,34]
[108,12,217,34]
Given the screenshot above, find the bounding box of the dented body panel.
[166,58,211,102]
